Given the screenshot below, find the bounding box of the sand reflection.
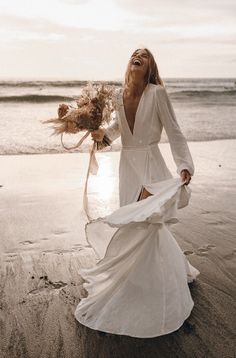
[87,153,119,218]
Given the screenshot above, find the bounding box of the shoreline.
[0,139,235,357]
[1,137,236,157]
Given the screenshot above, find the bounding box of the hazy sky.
[0,0,236,79]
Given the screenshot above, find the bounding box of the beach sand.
[0,139,235,358]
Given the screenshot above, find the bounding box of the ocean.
[0,78,235,155]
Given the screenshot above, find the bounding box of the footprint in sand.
[206,244,216,249]
[208,220,225,225]
[200,210,211,215]
[223,249,236,260]
[184,244,216,257]
[19,240,34,245]
[28,276,67,295]
[59,287,78,305]
[4,252,18,263]
[71,243,91,252]
[195,244,216,256]
[200,211,225,226]
[183,250,194,256]
[53,229,69,235]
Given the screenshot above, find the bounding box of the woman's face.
[129,49,150,78]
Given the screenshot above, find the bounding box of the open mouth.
[132,58,142,66]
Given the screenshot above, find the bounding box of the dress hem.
[74,300,194,338]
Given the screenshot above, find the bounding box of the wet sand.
[0,140,235,358]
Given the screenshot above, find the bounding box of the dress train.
[74,177,200,337]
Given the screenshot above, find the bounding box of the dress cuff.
[96,134,112,150]
[177,164,194,176]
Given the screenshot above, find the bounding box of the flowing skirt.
[74,178,200,338]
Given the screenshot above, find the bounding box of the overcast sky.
[0,0,236,79]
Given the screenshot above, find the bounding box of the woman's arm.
[156,86,194,176]
[91,88,121,147]
[91,115,121,148]
[105,88,121,143]
[104,116,121,143]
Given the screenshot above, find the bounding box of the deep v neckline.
[122,85,148,136]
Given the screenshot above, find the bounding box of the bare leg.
[138,187,153,201]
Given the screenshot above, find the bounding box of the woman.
[74,48,200,337]
[92,48,193,206]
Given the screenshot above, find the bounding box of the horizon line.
[0,76,235,81]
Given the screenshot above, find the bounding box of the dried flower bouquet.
[44,82,115,150]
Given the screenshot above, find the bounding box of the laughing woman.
[74,48,200,338]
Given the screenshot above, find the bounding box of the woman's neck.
[125,80,147,98]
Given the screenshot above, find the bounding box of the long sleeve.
[105,115,121,143]
[156,86,194,176]
[105,88,121,143]
[97,89,121,150]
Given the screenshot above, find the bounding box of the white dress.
[106,83,195,206]
[74,83,200,337]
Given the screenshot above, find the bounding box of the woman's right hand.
[91,128,106,142]
[180,169,192,185]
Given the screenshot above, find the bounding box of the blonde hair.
[124,48,165,87]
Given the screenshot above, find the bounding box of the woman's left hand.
[180,169,191,185]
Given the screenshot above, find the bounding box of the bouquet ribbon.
[61,131,99,221]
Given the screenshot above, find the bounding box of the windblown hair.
[124,48,165,87]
